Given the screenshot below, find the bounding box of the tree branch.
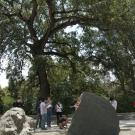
[43,51,77,72]
[2,0,38,42]
[40,15,99,47]
[43,51,70,58]
[40,19,78,46]
[52,16,98,34]
[29,0,38,23]
[45,0,55,25]
[27,21,38,42]
[39,0,56,46]
[54,9,80,14]
[17,12,28,22]
[46,41,71,46]
[17,12,38,42]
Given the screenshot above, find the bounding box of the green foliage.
[2,96,14,111]
[117,94,135,113]
[24,96,37,115]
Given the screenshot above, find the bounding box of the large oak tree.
[0,0,134,98]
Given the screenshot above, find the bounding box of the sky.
[0,66,29,88]
[0,72,8,88]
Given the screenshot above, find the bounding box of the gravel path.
[33,113,135,135]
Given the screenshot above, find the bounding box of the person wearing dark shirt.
[0,97,4,114]
[13,97,24,108]
[35,98,41,128]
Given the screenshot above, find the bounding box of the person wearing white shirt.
[110,97,117,111]
[47,97,52,127]
[40,98,47,130]
[55,101,63,125]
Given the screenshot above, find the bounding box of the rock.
[68,92,120,135]
[0,107,36,135]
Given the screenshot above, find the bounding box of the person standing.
[40,98,47,130]
[74,98,80,111]
[0,97,4,114]
[55,101,63,125]
[47,97,52,128]
[110,97,117,111]
[35,98,41,128]
[13,96,24,109]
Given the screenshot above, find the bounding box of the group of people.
[36,97,52,130]
[11,94,118,130]
[36,97,67,130]
[12,96,67,130]
[71,94,118,111]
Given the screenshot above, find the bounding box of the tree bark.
[37,65,50,99]
[130,66,135,91]
[120,79,126,93]
[32,45,50,99]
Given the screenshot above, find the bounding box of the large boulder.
[0,107,36,135]
[68,92,120,135]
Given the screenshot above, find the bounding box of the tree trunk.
[119,77,126,94]
[132,78,135,91]
[130,66,135,91]
[34,55,50,99]
[37,66,50,99]
[120,79,126,93]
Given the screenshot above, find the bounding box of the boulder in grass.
[68,92,120,135]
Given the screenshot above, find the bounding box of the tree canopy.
[0,0,135,99]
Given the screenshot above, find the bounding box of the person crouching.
[59,116,68,129]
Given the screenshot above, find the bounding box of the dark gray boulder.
[68,92,120,135]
